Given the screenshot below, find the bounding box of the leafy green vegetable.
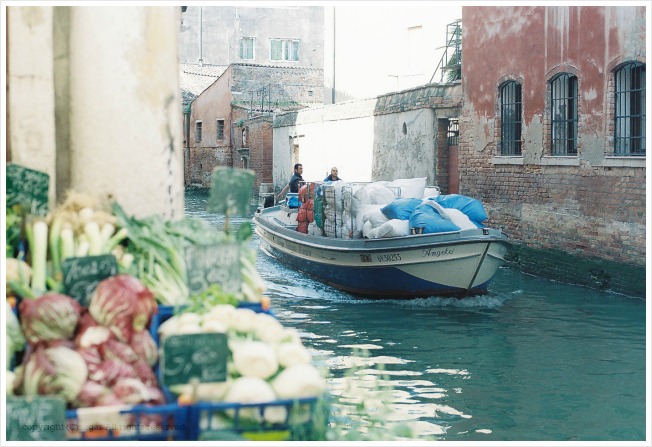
[113,202,236,305]
[183,284,240,314]
[6,203,23,258]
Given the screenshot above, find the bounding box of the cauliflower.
[276,342,312,368]
[229,308,258,333]
[272,364,325,399]
[254,313,286,344]
[223,377,286,424]
[232,340,279,380]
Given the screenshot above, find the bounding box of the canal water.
[185,189,648,442]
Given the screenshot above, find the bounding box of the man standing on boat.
[324,167,342,182]
[277,163,304,203]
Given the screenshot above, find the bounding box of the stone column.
[6,6,58,207]
[67,6,184,219]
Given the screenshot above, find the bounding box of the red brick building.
[459,6,646,294]
[186,63,323,190]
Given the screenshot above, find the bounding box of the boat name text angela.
[422,247,455,258]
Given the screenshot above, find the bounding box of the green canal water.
[185,189,648,442]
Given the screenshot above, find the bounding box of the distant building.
[179,6,325,190]
[180,6,324,70]
[187,63,323,191]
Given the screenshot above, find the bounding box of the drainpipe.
[184,106,191,185]
[198,6,203,66]
[332,6,336,104]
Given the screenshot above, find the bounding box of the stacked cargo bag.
[296,185,314,234]
[433,194,488,225]
[313,188,324,232]
[409,202,461,234]
[386,177,427,199]
[350,182,397,238]
[322,181,345,238]
[341,185,364,240]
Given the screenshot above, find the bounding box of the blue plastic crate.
[187,396,326,441]
[65,403,189,441]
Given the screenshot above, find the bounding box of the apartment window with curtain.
[550,73,578,156]
[500,81,522,156]
[270,39,299,61]
[216,119,224,141]
[195,121,202,144]
[240,37,255,60]
[614,62,645,156]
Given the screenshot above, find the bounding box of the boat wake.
[324,289,524,309]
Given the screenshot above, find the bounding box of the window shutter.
[271,40,282,60]
[289,41,299,61]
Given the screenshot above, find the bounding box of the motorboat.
[253,186,510,298]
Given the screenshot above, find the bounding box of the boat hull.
[254,207,510,298]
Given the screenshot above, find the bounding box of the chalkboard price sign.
[161,333,228,386]
[6,396,66,441]
[184,243,241,295]
[6,163,50,216]
[62,254,118,306]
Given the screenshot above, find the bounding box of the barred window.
[614,62,645,156]
[195,121,202,144]
[216,119,224,141]
[550,73,578,155]
[500,81,522,155]
[240,37,254,60]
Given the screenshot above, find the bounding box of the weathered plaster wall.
[273,99,377,190]
[7,6,185,219]
[372,109,437,183]
[7,6,57,206]
[460,6,646,271]
[272,84,462,192]
[67,7,185,219]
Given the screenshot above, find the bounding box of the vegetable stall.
[4,165,328,441]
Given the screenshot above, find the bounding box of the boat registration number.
[376,253,402,262]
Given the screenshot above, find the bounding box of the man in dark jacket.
[277,163,304,202]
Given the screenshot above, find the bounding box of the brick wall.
[231,64,324,110]
[458,6,645,294]
[234,113,274,195]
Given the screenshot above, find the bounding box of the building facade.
[459,6,646,294]
[179,6,324,69]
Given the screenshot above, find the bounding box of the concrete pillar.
[7,6,58,207]
[67,6,184,219]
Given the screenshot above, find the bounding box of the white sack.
[423,187,441,199]
[362,220,373,238]
[352,182,396,206]
[363,208,389,228]
[387,177,427,199]
[379,219,411,237]
[355,204,384,234]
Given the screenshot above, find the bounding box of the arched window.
[500,81,522,155]
[614,62,645,156]
[550,73,578,156]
